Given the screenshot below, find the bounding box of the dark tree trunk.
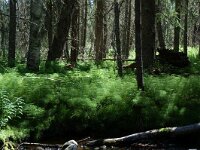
[46,0,75,62]
[27,0,44,71]
[198,3,200,58]
[8,0,16,67]
[192,24,197,47]
[114,0,123,77]
[70,0,79,66]
[135,0,144,90]
[122,0,129,59]
[45,0,53,55]
[173,0,181,52]
[80,0,88,57]
[1,23,6,59]
[125,0,131,59]
[183,0,188,55]
[64,39,70,61]
[102,1,107,58]
[141,0,156,68]
[156,0,166,49]
[94,0,104,63]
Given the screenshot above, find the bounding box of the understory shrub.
[0,60,199,142]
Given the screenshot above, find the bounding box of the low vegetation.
[0,48,200,146]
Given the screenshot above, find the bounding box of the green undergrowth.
[0,53,200,143]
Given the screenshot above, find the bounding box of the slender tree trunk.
[125,0,131,59]
[183,0,188,55]
[114,0,123,77]
[135,0,144,90]
[45,0,53,55]
[156,0,166,49]
[80,0,88,58]
[192,24,197,47]
[65,39,70,61]
[122,0,129,59]
[198,3,200,58]
[46,0,75,63]
[1,23,6,59]
[102,1,107,58]
[27,0,44,71]
[141,0,155,68]
[94,0,104,63]
[8,0,16,67]
[71,0,79,66]
[173,0,181,52]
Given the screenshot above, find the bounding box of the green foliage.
[0,90,24,128]
[0,55,200,142]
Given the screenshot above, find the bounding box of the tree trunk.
[46,0,75,62]
[27,0,44,71]
[86,123,200,147]
[173,0,181,52]
[8,0,16,67]
[156,0,166,49]
[102,1,107,58]
[1,23,6,59]
[183,0,188,55]
[45,0,53,56]
[135,0,144,90]
[122,0,129,59]
[198,3,200,58]
[114,0,123,77]
[94,0,104,63]
[125,0,131,59]
[141,0,155,68]
[80,0,88,58]
[70,0,79,66]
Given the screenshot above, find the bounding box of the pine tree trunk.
[45,0,53,55]
[80,0,88,58]
[46,0,75,62]
[27,0,44,71]
[114,0,123,77]
[173,0,181,52]
[156,0,166,49]
[192,24,197,47]
[102,2,107,58]
[183,0,188,55]
[8,0,16,67]
[71,0,79,66]
[125,0,131,59]
[122,0,129,59]
[135,0,144,90]
[141,0,155,68]
[94,0,104,63]
[1,23,6,59]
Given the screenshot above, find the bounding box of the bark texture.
[71,0,79,66]
[27,0,44,71]
[114,0,123,77]
[135,0,144,90]
[141,0,156,68]
[94,0,104,63]
[173,0,181,52]
[8,0,17,67]
[46,0,75,62]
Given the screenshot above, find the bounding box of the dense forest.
[0,0,200,149]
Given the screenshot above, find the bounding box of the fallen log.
[17,142,62,150]
[86,123,200,147]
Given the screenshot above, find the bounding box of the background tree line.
[0,0,199,74]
